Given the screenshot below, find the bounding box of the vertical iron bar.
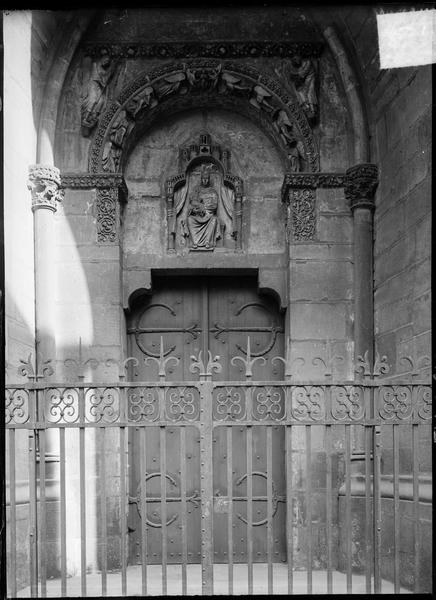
[364,426,372,594]
[29,429,38,598]
[199,380,214,596]
[267,425,273,594]
[373,424,382,593]
[59,428,67,597]
[39,427,47,598]
[100,428,107,596]
[247,425,253,595]
[393,424,400,593]
[140,427,147,596]
[345,425,352,593]
[285,425,293,594]
[180,426,187,596]
[119,426,127,596]
[8,429,17,598]
[305,425,312,594]
[326,424,332,594]
[227,425,233,595]
[412,423,419,593]
[79,426,87,597]
[160,426,167,595]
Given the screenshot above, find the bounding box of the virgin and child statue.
[171,163,235,251]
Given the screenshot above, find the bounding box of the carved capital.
[344,163,378,211]
[28,165,64,212]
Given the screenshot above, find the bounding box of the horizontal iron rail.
[4,378,431,389]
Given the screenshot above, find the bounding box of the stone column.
[28,165,64,535]
[344,163,378,465]
[344,163,378,371]
[28,165,64,362]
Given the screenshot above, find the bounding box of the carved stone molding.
[281,172,346,195]
[89,59,318,174]
[28,165,64,212]
[96,188,120,243]
[285,188,316,242]
[61,172,127,193]
[83,41,324,60]
[344,163,379,211]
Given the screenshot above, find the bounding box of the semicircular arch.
[89,59,319,174]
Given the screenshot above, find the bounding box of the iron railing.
[5,343,432,596]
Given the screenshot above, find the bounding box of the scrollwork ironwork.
[165,387,200,422]
[5,389,30,425]
[331,386,365,421]
[252,386,285,421]
[45,388,79,424]
[127,387,159,422]
[213,387,246,421]
[290,386,325,421]
[85,388,120,423]
[378,386,413,421]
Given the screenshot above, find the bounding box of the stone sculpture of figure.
[274,109,306,172]
[219,71,252,95]
[102,110,133,172]
[172,162,235,251]
[81,52,117,136]
[286,55,318,121]
[249,84,276,114]
[155,71,187,99]
[186,65,221,91]
[125,85,157,119]
[182,165,222,250]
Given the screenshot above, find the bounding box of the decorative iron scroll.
[129,473,200,527]
[232,471,286,526]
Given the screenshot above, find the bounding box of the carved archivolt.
[89,60,318,174]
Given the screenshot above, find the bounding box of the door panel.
[127,275,285,564]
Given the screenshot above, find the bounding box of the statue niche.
[166,134,243,252]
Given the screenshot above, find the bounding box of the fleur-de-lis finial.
[355,350,371,378]
[373,351,390,377]
[64,337,99,380]
[312,340,344,379]
[271,338,305,380]
[190,350,222,379]
[144,337,179,381]
[231,336,266,379]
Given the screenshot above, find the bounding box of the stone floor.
[15,564,411,596]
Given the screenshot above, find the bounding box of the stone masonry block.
[317,188,348,213]
[317,215,352,243]
[290,260,353,301]
[290,243,353,261]
[374,232,416,286]
[290,303,350,339]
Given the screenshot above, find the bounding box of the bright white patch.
[377,9,436,68]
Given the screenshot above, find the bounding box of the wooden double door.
[127,275,286,564]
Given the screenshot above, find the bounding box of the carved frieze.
[61,172,127,192]
[344,163,379,210]
[96,188,119,243]
[285,189,316,242]
[281,173,346,203]
[83,41,323,60]
[89,60,318,174]
[166,133,243,253]
[28,165,64,212]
